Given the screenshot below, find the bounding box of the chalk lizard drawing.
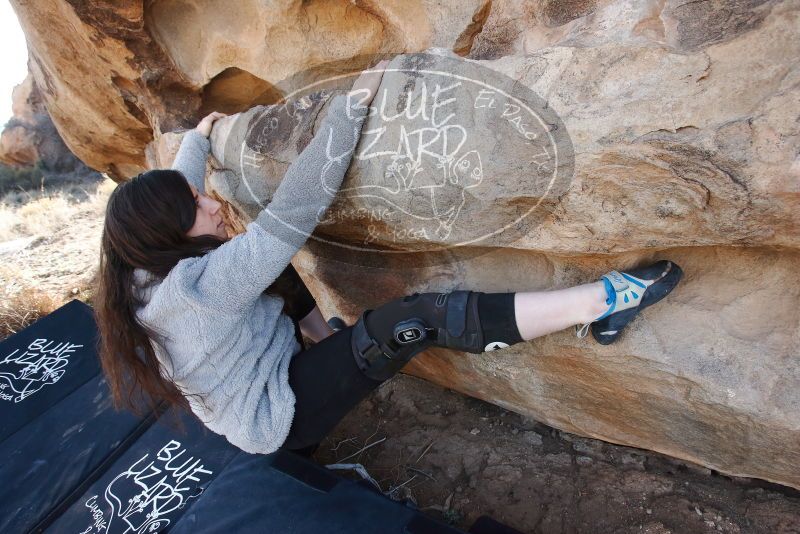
[318,85,484,241]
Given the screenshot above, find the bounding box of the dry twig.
[405,465,436,481]
[415,440,435,463]
[338,437,386,463]
[330,436,358,453]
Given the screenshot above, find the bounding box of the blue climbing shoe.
[576,260,683,345]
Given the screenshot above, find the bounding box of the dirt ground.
[313,374,800,534]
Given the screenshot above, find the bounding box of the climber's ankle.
[579,281,612,325]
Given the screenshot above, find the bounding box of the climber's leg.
[349,285,614,381]
[513,282,609,340]
[514,260,683,344]
[351,290,529,381]
[281,261,683,451]
[282,325,383,451]
[282,289,609,450]
[351,260,683,380]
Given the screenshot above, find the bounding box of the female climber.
[94,59,683,457]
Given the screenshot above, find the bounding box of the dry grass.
[0,176,114,242]
[0,175,115,341]
[0,277,60,341]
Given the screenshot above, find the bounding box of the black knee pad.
[351,290,485,381]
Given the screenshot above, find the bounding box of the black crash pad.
[0,299,102,443]
[48,407,241,533]
[169,449,466,534]
[3,301,516,534]
[0,299,155,533]
[0,373,154,533]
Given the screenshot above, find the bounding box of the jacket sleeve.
[177,93,369,314]
[171,128,211,194]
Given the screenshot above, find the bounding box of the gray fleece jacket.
[132,93,368,454]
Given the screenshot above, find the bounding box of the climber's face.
[186,183,227,239]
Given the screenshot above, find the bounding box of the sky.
[0,2,29,126]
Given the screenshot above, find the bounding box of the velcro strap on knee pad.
[445,290,470,337]
[351,311,397,367]
[351,310,419,382]
[444,290,484,353]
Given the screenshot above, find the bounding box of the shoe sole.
[591,261,684,345]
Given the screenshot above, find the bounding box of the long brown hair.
[95,169,298,417]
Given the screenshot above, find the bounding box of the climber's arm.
[174,60,386,315]
[171,111,226,194]
[180,94,370,315]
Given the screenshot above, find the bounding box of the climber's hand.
[195,111,227,138]
[349,59,390,108]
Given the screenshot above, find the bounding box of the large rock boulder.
[0,74,82,172]
[14,0,800,490]
[9,0,487,178]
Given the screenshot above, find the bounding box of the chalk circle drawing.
[0,338,83,403]
[79,440,213,534]
[225,52,575,267]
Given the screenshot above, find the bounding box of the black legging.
[282,324,381,454]
[276,265,523,455]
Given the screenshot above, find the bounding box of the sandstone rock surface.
[13,0,800,490]
[10,0,487,178]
